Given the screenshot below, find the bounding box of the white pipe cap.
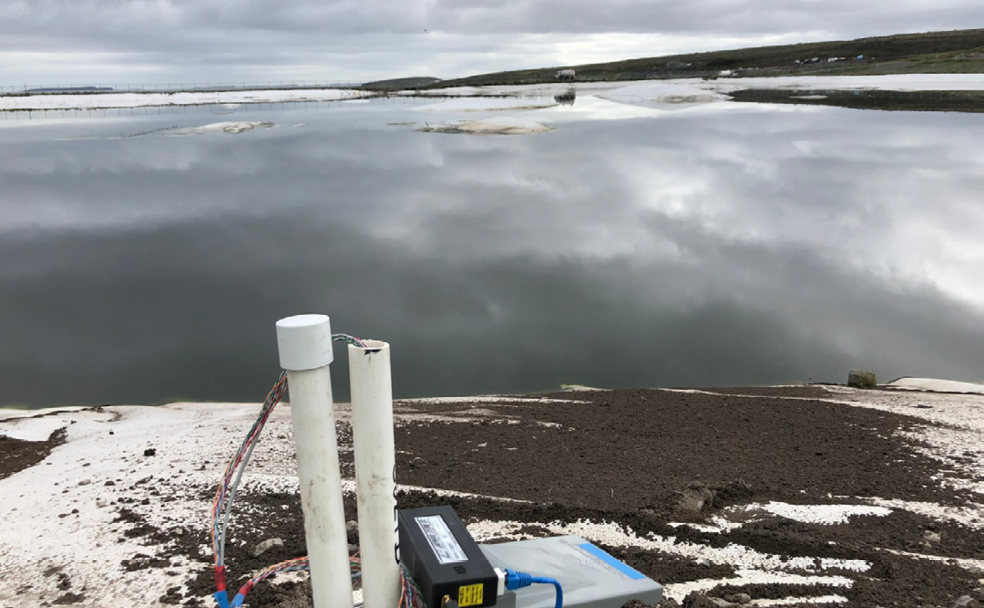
[276,314,334,370]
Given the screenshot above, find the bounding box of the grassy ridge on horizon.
[361,76,442,89]
[424,29,984,88]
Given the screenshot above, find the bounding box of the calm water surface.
[2,97,983,407]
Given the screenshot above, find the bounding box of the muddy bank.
[1,386,981,608]
[730,88,984,113]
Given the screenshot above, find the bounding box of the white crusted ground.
[164,121,277,135]
[0,384,981,606]
[418,116,554,135]
[885,377,984,395]
[0,88,371,111]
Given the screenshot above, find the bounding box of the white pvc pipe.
[349,340,400,608]
[276,315,354,608]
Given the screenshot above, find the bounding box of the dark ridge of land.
[424,29,984,88]
[731,88,984,113]
[361,76,442,90]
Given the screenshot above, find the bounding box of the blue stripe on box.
[579,543,647,580]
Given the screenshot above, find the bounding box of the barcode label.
[415,515,468,564]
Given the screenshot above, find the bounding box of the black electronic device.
[398,506,499,608]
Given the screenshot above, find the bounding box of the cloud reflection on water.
[1,101,983,406]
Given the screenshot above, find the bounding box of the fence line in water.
[0,81,365,96]
[0,95,438,121]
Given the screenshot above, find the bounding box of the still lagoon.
[1,96,983,406]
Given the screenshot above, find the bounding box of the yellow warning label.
[458,583,483,607]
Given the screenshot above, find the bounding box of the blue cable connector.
[504,568,563,608]
[212,590,230,608]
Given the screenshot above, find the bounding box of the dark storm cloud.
[1,0,983,82]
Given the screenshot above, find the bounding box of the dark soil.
[730,88,984,114]
[601,545,737,584]
[97,388,981,608]
[396,389,971,512]
[0,426,67,480]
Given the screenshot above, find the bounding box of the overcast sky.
[1,1,981,85]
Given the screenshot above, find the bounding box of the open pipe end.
[348,339,388,354]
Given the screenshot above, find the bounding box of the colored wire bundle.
[399,565,427,608]
[211,370,288,572]
[332,333,369,348]
[209,332,431,608]
[234,558,423,608]
[227,556,364,607]
[211,333,368,572]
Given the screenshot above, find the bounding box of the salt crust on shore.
[0,88,370,111]
[1,385,981,605]
[418,116,554,135]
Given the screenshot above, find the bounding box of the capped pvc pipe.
[276,315,354,608]
[349,340,400,608]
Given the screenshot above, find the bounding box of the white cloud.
[0,0,982,84]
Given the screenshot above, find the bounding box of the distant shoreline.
[5,74,984,113]
[0,87,374,112]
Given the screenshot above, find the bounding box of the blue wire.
[504,569,563,608]
[529,577,563,608]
